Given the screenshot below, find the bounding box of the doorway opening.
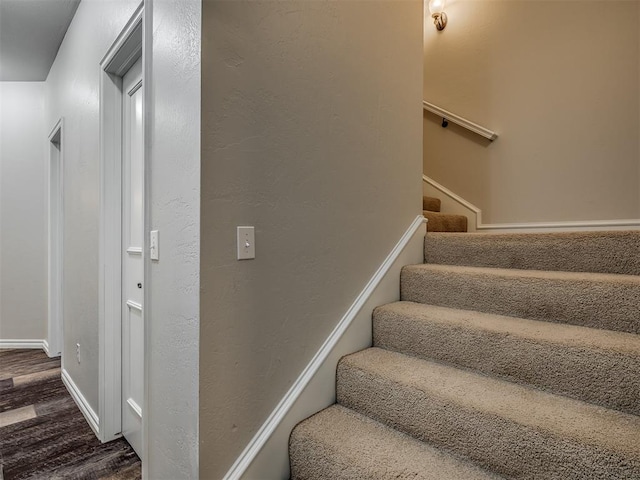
[48,119,64,358]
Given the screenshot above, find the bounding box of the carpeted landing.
[289,230,640,479]
[0,349,141,480]
[422,195,468,232]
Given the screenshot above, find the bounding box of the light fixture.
[428,0,447,31]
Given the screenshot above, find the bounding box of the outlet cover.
[237,226,255,260]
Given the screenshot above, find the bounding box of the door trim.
[47,118,64,358]
[98,2,145,444]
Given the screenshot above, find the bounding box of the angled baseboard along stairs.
[289,230,640,479]
[423,195,468,232]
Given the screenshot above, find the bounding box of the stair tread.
[375,301,640,355]
[292,231,640,478]
[338,348,640,477]
[290,404,500,480]
[406,262,640,283]
[424,230,640,275]
[401,264,640,334]
[373,302,640,414]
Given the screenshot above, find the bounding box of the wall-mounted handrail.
[423,100,498,141]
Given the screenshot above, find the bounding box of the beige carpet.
[290,230,640,479]
[425,231,640,274]
[422,195,441,212]
[422,195,468,232]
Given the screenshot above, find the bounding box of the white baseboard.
[224,215,427,480]
[61,368,100,438]
[478,219,640,233]
[423,175,640,233]
[0,339,48,351]
[40,340,61,359]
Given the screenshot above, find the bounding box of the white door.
[121,57,144,457]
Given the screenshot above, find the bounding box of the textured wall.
[46,0,201,475]
[145,0,200,477]
[44,0,200,474]
[199,0,423,477]
[424,0,640,224]
[0,82,47,341]
[45,0,141,416]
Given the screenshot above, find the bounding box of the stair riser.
[373,309,640,416]
[401,267,640,334]
[425,232,640,275]
[337,363,640,480]
[423,196,441,212]
[424,212,467,233]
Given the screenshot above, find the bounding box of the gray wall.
[145,0,200,477]
[0,82,47,341]
[199,1,423,477]
[424,0,640,224]
[45,0,201,475]
[45,0,142,416]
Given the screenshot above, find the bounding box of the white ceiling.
[0,0,80,81]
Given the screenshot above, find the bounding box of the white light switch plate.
[150,230,159,260]
[237,226,255,260]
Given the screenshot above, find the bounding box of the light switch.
[150,230,159,261]
[237,226,255,260]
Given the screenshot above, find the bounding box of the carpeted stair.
[290,231,640,479]
[423,195,468,232]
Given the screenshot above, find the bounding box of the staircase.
[423,195,467,232]
[289,231,640,479]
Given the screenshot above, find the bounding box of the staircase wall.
[200,1,423,477]
[424,0,640,225]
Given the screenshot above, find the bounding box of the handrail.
[423,100,498,141]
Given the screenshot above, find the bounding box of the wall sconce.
[428,0,447,31]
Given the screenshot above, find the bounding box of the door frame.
[47,118,64,358]
[98,2,146,444]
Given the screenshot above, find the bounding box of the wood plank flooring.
[0,349,141,480]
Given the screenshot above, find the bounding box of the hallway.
[0,349,140,479]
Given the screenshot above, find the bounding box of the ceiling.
[0,0,80,81]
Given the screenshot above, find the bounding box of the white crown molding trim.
[225,215,427,480]
[62,368,100,438]
[423,175,640,232]
[0,339,48,351]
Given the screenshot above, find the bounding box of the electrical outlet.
[76,343,81,364]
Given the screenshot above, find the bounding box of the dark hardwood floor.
[0,349,141,480]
